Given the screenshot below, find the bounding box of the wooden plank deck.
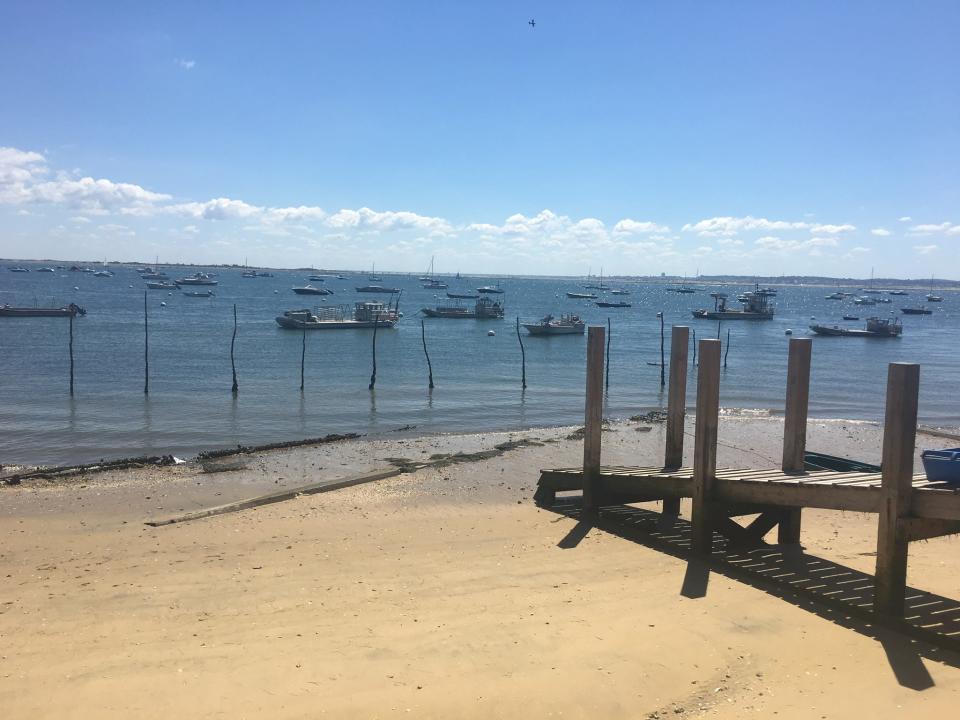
[538,465,960,521]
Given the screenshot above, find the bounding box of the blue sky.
[1,1,958,276]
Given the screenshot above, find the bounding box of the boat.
[0,303,86,317]
[691,285,774,320]
[609,288,630,296]
[596,300,631,308]
[421,296,504,319]
[420,256,448,289]
[860,267,882,294]
[146,281,177,289]
[566,292,597,299]
[174,272,218,286]
[241,270,258,278]
[367,263,382,282]
[307,275,327,282]
[93,270,113,277]
[842,315,860,320]
[182,290,215,298]
[901,307,932,315]
[889,290,908,296]
[523,313,586,336]
[926,293,944,303]
[8,267,29,272]
[853,296,877,305]
[276,301,399,330]
[35,267,56,273]
[356,285,400,293]
[477,283,505,294]
[292,285,334,295]
[825,292,844,300]
[809,317,902,338]
[446,292,479,299]
[141,270,169,281]
[667,273,697,293]
[583,268,608,291]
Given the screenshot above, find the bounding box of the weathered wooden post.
[300,325,306,392]
[659,312,666,387]
[68,312,75,396]
[143,291,149,395]
[516,317,527,389]
[691,339,721,554]
[582,325,606,514]
[779,338,812,543]
[421,319,435,390]
[663,326,690,516]
[723,328,730,369]
[874,362,920,616]
[368,314,379,390]
[230,304,239,394]
[692,329,697,366]
[605,317,611,390]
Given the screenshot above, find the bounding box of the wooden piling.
[421,319,434,389]
[516,317,527,389]
[659,312,666,387]
[605,317,611,390]
[874,362,920,616]
[663,326,690,515]
[692,329,697,366]
[68,312,74,396]
[300,325,306,392]
[582,325,605,514]
[779,338,812,543]
[723,328,730,368]
[368,314,379,390]
[230,304,239,394]
[143,291,149,395]
[691,339,721,554]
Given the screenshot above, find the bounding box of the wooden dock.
[537,326,960,617]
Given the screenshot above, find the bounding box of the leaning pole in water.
[69,311,75,396]
[421,319,435,390]
[143,291,149,395]
[230,304,239,394]
[368,313,379,390]
[516,317,527,389]
[300,324,306,392]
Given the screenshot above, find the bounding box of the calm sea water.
[1,265,957,466]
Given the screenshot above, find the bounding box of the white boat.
[420,256,448,289]
[523,313,586,336]
[276,301,399,330]
[175,272,218,286]
[292,285,333,295]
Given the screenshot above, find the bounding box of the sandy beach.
[2,416,959,718]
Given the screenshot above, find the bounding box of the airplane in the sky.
[528,18,536,28]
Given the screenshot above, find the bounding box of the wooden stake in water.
[230,304,239,394]
[717,319,721,339]
[659,311,666,387]
[692,328,697,366]
[368,314,379,390]
[421,319,435,389]
[516,317,527,389]
[143,291,149,395]
[724,328,730,369]
[605,317,611,390]
[300,325,306,392]
[69,311,75,396]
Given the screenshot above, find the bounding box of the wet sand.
[2,417,959,718]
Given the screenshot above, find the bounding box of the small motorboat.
[901,307,933,315]
[523,314,586,336]
[293,285,334,295]
[182,290,215,298]
[596,300,631,308]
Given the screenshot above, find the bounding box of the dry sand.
[2,416,959,718]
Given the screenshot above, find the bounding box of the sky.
[1,1,958,277]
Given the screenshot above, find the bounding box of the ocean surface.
[1,264,957,466]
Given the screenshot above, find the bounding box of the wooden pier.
[536,326,960,617]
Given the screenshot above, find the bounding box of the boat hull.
[0,304,85,317]
[276,316,396,330]
[522,324,585,336]
[692,310,773,320]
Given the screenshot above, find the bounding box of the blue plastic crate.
[921,448,960,484]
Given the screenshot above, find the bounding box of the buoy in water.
[73,286,79,290]
[160,301,167,307]
[487,330,496,336]
[785,329,793,335]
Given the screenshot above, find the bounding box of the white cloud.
[176,58,196,70]
[810,223,855,234]
[326,206,451,234]
[914,244,938,255]
[612,218,670,235]
[682,215,812,237]
[907,222,959,236]
[165,197,262,220]
[899,216,912,222]
[870,228,891,236]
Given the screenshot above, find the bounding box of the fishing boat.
[446,291,479,299]
[175,272,218,286]
[566,291,597,299]
[842,315,860,321]
[356,285,400,294]
[825,292,844,300]
[691,286,774,320]
[276,301,399,330]
[8,266,30,272]
[889,290,909,296]
[146,281,177,289]
[182,290,215,298]
[0,303,86,317]
[901,306,933,315]
[853,296,877,306]
[596,300,631,308]
[809,317,902,338]
[292,285,334,295]
[476,282,505,294]
[609,288,631,296]
[421,296,504,319]
[522,313,586,336]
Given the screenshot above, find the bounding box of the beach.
[2,416,959,718]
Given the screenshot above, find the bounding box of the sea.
[1,264,957,467]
